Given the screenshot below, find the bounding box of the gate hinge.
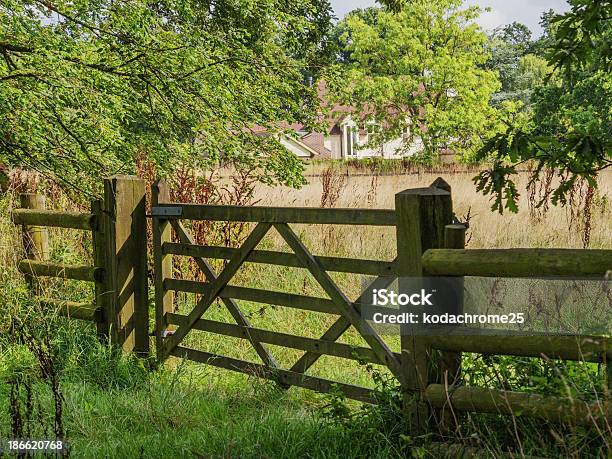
[150,206,183,217]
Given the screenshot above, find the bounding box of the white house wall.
[321,134,423,160]
[324,135,343,159]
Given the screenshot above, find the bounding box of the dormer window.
[342,121,358,157]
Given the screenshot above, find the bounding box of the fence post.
[394,178,453,434]
[102,176,149,356]
[437,223,466,432]
[19,193,49,294]
[151,179,174,361]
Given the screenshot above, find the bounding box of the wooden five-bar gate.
[11,175,612,434]
[149,177,611,432]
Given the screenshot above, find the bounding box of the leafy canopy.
[474,0,611,213]
[485,22,550,105]
[0,0,334,193]
[327,0,500,160]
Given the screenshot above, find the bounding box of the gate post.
[394,178,453,434]
[101,175,149,356]
[151,179,174,361]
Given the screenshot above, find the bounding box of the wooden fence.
[12,176,149,355]
[149,177,611,432]
[11,175,612,435]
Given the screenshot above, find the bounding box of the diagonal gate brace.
[274,223,402,379]
[163,222,272,359]
[290,272,397,375]
[169,220,279,369]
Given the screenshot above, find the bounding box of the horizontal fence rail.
[12,209,97,230]
[422,248,612,277]
[163,242,396,276]
[166,313,397,365]
[424,384,610,427]
[38,298,103,322]
[18,259,104,282]
[151,203,397,226]
[424,334,610,363]
[165,278,340,315]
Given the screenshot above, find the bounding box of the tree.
[327,0,500,160]
[0,0,334,193]
[485,22,541,104]
[328,7,381,64]
[474,0,611,213]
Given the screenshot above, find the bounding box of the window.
[344,124,357,157]
[365,121,381,144]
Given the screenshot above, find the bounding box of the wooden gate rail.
[171,346,378,404]
[151,203,397,226]
[162,242,396,276]
[166,313,397,365]
[165,278,339,314]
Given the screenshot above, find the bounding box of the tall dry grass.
[255,169,612,251]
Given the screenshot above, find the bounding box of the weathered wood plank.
[274,222,402,379]
[152,180,175,360]
[152,203,397,226]
[103,176,149,355]
[18,259,103,282]
[164,278,338,314]
[38,297,103,322]
[163,242,396,276]
[170,220,280,369]
[12,208,97,230]
[422,248,612,278]
[166,314,395,364]
[424,334,609,363]
[425,384,611,426]
[162,222,271,358]
[172,346,379,404]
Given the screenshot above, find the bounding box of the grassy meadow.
[0,168,610,458]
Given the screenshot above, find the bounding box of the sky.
[330,0,570,36]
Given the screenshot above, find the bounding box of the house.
[279,112,425,160]
[256,82,456,162]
